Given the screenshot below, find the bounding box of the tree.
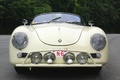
[0,0,120,34]
[0,0,52,34]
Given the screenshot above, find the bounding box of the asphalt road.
[0,34,120,80]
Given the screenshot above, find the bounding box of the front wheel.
[77,67,102,73]
[14,67,30,74]
[89,67,102,73]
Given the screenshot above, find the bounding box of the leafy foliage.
[0,0,52,34]
[0,0,120,34]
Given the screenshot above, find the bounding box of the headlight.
[44,52,56,64]
[90,34,106,51]
[12,32,28,50]
[63,52,75,64]
[31,52,42,64]
[76,52,88,64]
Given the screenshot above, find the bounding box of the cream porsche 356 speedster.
[9,12,108,73]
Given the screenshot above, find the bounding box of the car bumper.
[16,64,102,67]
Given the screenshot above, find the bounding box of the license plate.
[53,51,67,57]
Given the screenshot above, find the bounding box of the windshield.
[31,13,85,25]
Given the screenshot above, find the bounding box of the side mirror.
[22,19,28,25]
[88,20,94,27]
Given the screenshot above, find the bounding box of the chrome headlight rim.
[12,32,28,50]
[63,52,75,64]
[30,52,42,64]
[90,33,106,51]
[76,52,88,64]
[44,52,56,64]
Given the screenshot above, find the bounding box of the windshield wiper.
[48,17,61,23]
[31,17,61,25]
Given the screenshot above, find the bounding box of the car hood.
[33,23,84,46]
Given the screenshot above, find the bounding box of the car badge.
[58,39,62,43]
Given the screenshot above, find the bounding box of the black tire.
[77,67,102,73]
[94,67,102,72]
[89,67,102,73]
[14,67,30,74]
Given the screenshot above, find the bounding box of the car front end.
[9,12,108,73]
